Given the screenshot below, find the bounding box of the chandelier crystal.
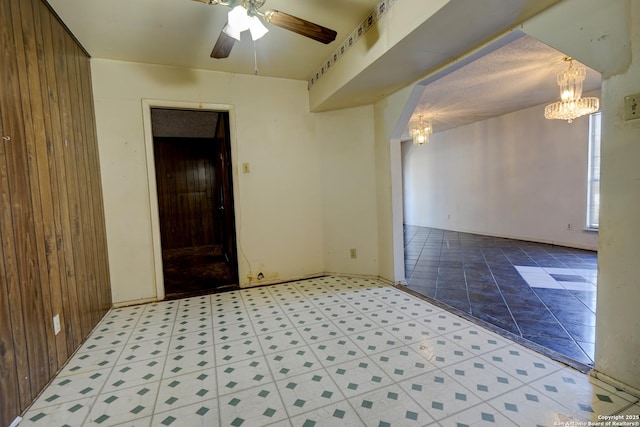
[544,57,599,123]
[411,115,432,145]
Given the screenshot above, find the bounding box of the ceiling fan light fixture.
[544,57,599,123]
[227,5,250,32]
[248,15,269,40]
[222,23,243,41]
[203,0,338,59]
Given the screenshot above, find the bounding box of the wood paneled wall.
[0,0,112,424]
[154,137,220,250]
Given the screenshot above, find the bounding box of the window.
[586,112,601,229]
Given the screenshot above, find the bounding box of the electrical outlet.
[242,162,250,173]
[350,248,357,259]
[53,314,61,335]
[624,93,639,121]
[567,223,573,231]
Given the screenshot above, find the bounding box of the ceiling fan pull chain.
[253,39,258,75]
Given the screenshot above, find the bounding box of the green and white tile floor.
[19,276,639,426]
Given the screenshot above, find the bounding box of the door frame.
[142,100,241,301]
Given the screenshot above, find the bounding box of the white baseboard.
[590,369,640,399]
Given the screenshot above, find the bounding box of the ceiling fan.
[193,0,338,59]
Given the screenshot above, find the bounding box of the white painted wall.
[317,106,379,275]
[401,99,599,250]
[598,44,640,393]
[92,59,385,305]
[373,85,415,283]
[91,59,324,304]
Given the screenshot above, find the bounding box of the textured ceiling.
[409,33,602,135]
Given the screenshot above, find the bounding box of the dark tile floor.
[403,226,597,368]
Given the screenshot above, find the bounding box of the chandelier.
[410,115,432,145]
[544,57,599,123]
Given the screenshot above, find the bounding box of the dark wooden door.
[152,109,238,297]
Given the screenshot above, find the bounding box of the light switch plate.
[624,93,639,121]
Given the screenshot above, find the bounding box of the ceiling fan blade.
[264,10,337,44]
[192,0,211,4]
[211,30,235,58]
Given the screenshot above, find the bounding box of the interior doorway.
[393,32,601,370]
[151,108,238,298]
